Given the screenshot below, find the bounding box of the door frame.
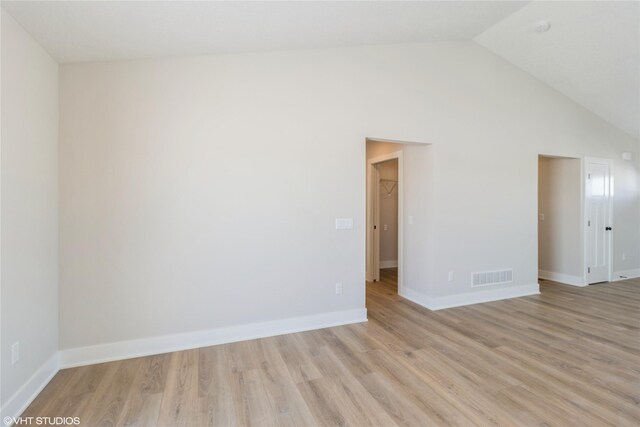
[366,151,404,295]
[583,157,613,284]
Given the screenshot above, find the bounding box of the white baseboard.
[1,353,59,426]
[538,270,586,287]
[60,308,367,369]
[402,283,540,311]
[380,260,398,269]
[612,268,640,281]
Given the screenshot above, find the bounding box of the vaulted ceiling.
[0,1,527,62]
[475,1,639,139]
[2,1,638,139]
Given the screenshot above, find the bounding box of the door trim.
[584,157,613,284]
[366,151,403,295]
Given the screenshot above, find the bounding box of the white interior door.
[585,159,612,284]
[372,164,380,281]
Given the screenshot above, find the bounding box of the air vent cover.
[472,269,513,287]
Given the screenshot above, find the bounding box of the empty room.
[1,1,639,426]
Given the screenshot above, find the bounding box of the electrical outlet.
[335,282,343,295]
[408,216,413,225]
[11,342,19,365]
[448,272,454,282]
[622,253,626,261]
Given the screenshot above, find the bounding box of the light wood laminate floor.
[23,269,640,426]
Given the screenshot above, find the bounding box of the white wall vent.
[472,269,513,287]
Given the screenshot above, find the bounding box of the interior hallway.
[23,275,640,426]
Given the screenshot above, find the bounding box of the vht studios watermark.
[3,416,80,426]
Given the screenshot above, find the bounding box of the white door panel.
[585,160,612,284]
[373,164,380,281]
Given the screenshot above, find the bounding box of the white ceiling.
[1,1,527,62]
[475,1,640,139]
[2,1,638,139]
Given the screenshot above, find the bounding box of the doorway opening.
[365,138,431,302]
[538,155,583,286]
[366,141,403,296]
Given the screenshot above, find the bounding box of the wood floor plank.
[274,334,323,384]
[229,368,275,426]
[118,354,170,426]
[196,346,238,427]
[257,338,316,426]
[80,359,143,427]
[301,346,399,426]
[156,349,199,427]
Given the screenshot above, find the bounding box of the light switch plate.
[335,218,353,230]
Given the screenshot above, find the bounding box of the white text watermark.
[4,417,80,426]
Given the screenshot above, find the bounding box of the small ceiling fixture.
[534,20,551,33]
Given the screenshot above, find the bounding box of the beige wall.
[58,41,639,351]
[538,156,582,282]
[1,10,59,410]
[378,160,398,266]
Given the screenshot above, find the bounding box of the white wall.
[538,156,582,283]
[1,10,59,413]
[59,41,639,351]
[378,160,398,266]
